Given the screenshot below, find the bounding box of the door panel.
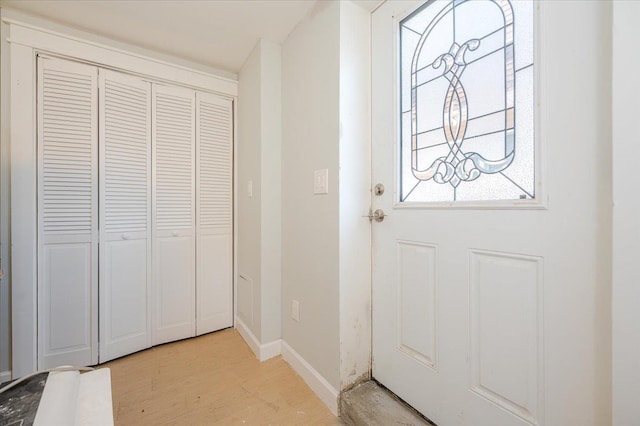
[37,56,98,368]
[196,231,232,334]
[152,84,196,345]
[99,69,152,362]
[195,92,233,335]
[372,1,610,425]
[397,241,437,368]
[101,239,149,360]
[42,243,93,367]
[155,236,195,342]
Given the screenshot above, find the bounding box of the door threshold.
[340,380,436,425]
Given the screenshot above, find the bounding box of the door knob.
[172,230,179,237]
[366,208,386,223]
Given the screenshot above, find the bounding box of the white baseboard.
[0,370,11,385]
[281,341,339,416]
[235,317,281,362]
[260,339,282,361]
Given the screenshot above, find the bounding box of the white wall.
[612,2,640,424]
[237,39,282,347]
[259,40,282,344]
[281,0,372,399]
[282,0,342,391]
[237,42,263,337]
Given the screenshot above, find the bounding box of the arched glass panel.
[399,0,534,203]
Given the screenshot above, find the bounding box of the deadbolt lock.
[374,183,385,196]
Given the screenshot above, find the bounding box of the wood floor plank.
[99,329,340,425]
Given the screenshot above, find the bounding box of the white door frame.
[612,2,640,424]
[1,12,237,378]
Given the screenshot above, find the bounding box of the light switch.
[314,169,328,194]
[247,180,253,198]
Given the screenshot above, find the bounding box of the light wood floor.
[99,329,340,425]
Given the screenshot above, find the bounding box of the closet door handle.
[121,233,130,240]
[172,230,179,237]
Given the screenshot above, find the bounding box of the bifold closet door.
[152,84,196,345]
[37,56,98,368]
[195,92,233,335]
[99,70,152,362]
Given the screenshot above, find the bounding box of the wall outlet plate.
[313,169,328,194]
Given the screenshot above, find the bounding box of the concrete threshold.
[340,380,435,426]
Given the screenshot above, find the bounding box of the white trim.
[235,318,282,362]
[3,16,237,97]
[281,341,339,416]
[0,370,11,384]
[260,339,282,362]
[235,317,260,358]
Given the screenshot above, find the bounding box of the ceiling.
[0,0,378,75]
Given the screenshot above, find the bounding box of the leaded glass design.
[400,0,534,203]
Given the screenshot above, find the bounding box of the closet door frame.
[4,15,237,377]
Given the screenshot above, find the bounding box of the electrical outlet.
[313,169,328,194]
[291,300,300,322]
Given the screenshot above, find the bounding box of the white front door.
[371,1,610,425]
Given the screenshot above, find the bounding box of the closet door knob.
[172,230,179,237]
[121,233,130,240]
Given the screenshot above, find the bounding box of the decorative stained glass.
[399,0,534,203]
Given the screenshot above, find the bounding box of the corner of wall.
[258,39,283,344]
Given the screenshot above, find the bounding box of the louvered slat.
[103,79,150,233]
[154,90,194,230]
[40,63,96,236]
[197,100,232,229]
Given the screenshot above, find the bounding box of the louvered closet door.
[196,92,233,335]
[152,84,196,345]
[99,70,152,362]
[37,56,98,368]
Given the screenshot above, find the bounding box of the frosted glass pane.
[399,0,535,203]
[417,128,445,150]
[513,0,534,71]
[417,143,451,172]
[463,132,508,162]
[462,51,505,118]
[464,29,505,64]
[502,66,535,196]
[416,12,454,71]
[455,0,504,44]
[455,172,525,201]
[416,77,449,133]
[401,28,420,112]
[404,179,454,203]
[466,111,505,139]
